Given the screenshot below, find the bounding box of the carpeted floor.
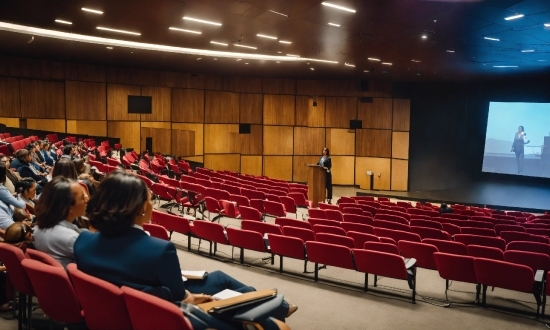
[1,186,548,329]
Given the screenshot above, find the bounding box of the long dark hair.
[52,158,77,180]
[86,171,148,238]
[34,176,76,229]
[15,178,36,195]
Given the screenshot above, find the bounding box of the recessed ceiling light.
[382,62,392,66]
[286,54,300,57]
[310,68,314,70]
[279,40,292,44]
[182,17,222,26]
[368,58,380,61]
[210,41,228,46]
[234,44,257,49]
[484,37,499,41]
[308,58,338,64]
[321,2,356,13]
[196,58,201,60]
[97,27,140,36]
[545,23,550,27]
[539,60,547,62]
[276,61,280,63]
[421,35,427,39]
[169,27,201,34]
[106,46,113,49]
[345,63,355,67]
[277,51,282,53]
[504,14,524,20]
[55,19,72,25]
[268,10,288,17]
[411,59,421,63]
[257,34,277,39]
[213,58,217,60]
[493,65,518,68]
[236,59,242,61]
[328,23,340,27]
[363,70,370,73]
[446,49,455,53]
[82,7,103,14]
[245,63,249,65]
[521,49,535,52]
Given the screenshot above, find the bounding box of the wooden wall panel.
[355,157,391,190]
[357,98,393,129]
[239,93,263,124]
[17,58,64,80]
[141,122,171,129]
[393,99,410,131]
[140,86,171,122]
[205,154,240,173]
[204,124,238,154]
[392,132,409,160]
[241,156,263,176]
[172,89,204,123]
[0,56,7,76]
[263,126,293,155]
[229,77,262,93]
[107,84,141,121]
[0,77,21,117]
[391,159,408,191]
[296,96,325,127]
[172,130,195,157]
[263,95,295,126]
[108,121,141,150]
[184,156,204,163]
[172,123,203,155]
[27,119,65,132]
[65,63,106,82]
[325,97,356,128]
[204,76,230,91]
[331,156,355,185]
[66,120,107,137]
[262,79,296,95]
[263,156,292,181]
[65,81,106,120]
[141,127,171,155]
[20,80,65,118]
[0,117,20,128]
[356,129,392,157]
[235,125,262,155]
[106,67,169,87]
[296,80,327,96]
[326,128,355,155]
[205,91,239,123]
[173,73,205,89]
[292,156,319,183]
[293,127,325,155]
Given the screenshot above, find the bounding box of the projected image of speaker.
[239,124,251,134]
[350,120,362,129]
[128,95,152,114]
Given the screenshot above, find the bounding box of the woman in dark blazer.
[317,147,332,204]
[74,170,295,329]
[511,125,530,174]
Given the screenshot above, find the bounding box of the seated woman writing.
[74,170,296,329]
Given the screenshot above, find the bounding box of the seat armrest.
[232,294,284,322]
[404,258,417,269]
[535,269,544,282]
[263,234,270,250]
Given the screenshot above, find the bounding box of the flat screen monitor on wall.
[128,95,152,114]
[482,102,550,178]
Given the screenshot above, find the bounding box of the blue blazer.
[74,228,186,301]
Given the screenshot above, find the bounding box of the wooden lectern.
[307,164,326,208]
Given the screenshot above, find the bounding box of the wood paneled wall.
[0,55,409,190]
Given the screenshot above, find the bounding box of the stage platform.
[357,181,550,213]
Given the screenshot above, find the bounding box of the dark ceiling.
[0,0,549,81]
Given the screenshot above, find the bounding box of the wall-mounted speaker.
[239,124,251,134]
[359,97,373,103]
[312,101,318,107]
[350,120,362,129]
[359,79,369,91]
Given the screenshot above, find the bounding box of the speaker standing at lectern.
[317,147,332,204]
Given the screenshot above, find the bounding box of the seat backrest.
[373,219,411,232]
[264,200,286,216]
[346,231,380,249]
[238,205,262,221]
[143,223,170,241]
[313,224,347,236]
[504,250,550,273]
[460,227,496,237]
[454,234,506,251]
[268,234,306,260]
[467,244,504,260]
[275,217,313,230]
[353,249,408,280]
[433,252,477,284]
[193,220,229,244]
[0,244,34,295]
[343,213,373,225]
[241,220,282,236]
[151,210,192,235]
[398,241,438,269]
[376,209,411,221]
[121,286,193,330]
[305,241,355,270]
[506,241,550,256]
[495,224,525,235]
[341,222,375,235]
[410,219,443,230]
[283,226,316,242]
[21,259,83,323]
[67,264,132,330]
[374,227,421,243]
[226,227,266,252]
[26,249,63,267]
[410,226,451,241]
[315,233,355,249]
[375,213,409,225]
[308,208,327,219]
[363,241,400,255]
[422,238,468,255]
[473,258,534,293]
[279,196,297,213]
[308,218,341,227]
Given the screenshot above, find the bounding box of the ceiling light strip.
[210,41,228,46]
[97,26,140,36]
[268,10,289,17]
[169,27,201,34]
[279,40,292,44]
[345,63,355,67]
[321,2,356,13]
[0,22,324,62]
[55,20,72,25]
[504,14,524,20]
[183,17,222,26]
[328,23,340,27]
[382,62,392,66]
[368,58,380,61]
[484,37,499,41]
[82,7,103,14]
[257,34,277,39]
[234,44,257,49]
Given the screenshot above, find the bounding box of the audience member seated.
[74,171,296,329]
[74,158,98,193]
[4,221,34,251]
[439,203,453,214]
[52,158,78,180]
[0,162,31,229]
[15,178,37,215]
[33,176,88,268]
[0,154,22,195]
[15,149,47,193]
[61,144,75,160]
[26,143,48,173]
[40,142,55,166]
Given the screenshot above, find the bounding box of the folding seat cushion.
[375,213,409,225]
[308,208,327,219]
[409,219,442,230]
[241,220,282,236]
[373,219,411,232]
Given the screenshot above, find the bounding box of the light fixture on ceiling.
[245,63,249,65]
[309,58,338,63]
[286,54,300,57]
[97,27,140,36]
[446,49,455,53]
[81,7,103,14]
[411,59,421,63]
[106,46,113,49]
[484,37,499,41]
[234,44,257,49]
[310,68,314,70]
[276,61,280,63]
[210,41,228,46]
[321,2,356,13]
[539,60,547,62]
[328,23,340,27]
[196,58,201,60]
[279,40,292,44]
[504,14,524,20]
[257,34,277,39]
[55,20,72,25]
[169,27,201,34]
[545,23,550,27]
[213,58,217,60]
[382,62,392,66]
[236,59,242,61]
[277,51,282,53]
[493,65,518,68]
[521,49,535,52]
[268,10,288,17]
[345,63,355,67]
[368,58,380,61]
[421,35,427,39]
[182,17,222,26]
